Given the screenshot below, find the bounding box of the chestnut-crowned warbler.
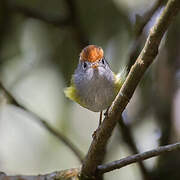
[64,45,126,126]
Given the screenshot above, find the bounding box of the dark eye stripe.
[83,62,87,69]
[102,59,105,64]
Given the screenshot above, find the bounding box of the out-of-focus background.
[0,0,180,179]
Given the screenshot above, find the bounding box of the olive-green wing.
[64,79,86,108]
[114,67,127,95]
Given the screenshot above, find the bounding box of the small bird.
[64,45,126,128]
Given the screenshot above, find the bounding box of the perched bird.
[64,45,126,127]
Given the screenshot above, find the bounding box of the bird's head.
[79,45,108,71]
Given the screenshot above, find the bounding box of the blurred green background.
[0,0,180,180]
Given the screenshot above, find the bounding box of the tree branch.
[0,168,81,180]
[0,82,84,163]
[97,142,180,174]
[0,142,180,179]
[120,2,165,179]
[81,0,180,179]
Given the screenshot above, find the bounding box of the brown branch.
[119,2,165,178]
[0,82,84,163]
[0,142,180,179]
[81,0,180,179]
[0,168,81,180]
[97,142,180,174]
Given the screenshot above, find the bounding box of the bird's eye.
[102,59,105,64]
[83,62,87,69]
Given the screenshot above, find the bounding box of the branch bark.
[0,168,81,180]
[97,142,180,174]
[120,2,165,179]
[81,0,180,179]
[0,142,180,179]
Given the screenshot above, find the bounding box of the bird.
[64,45,126,131]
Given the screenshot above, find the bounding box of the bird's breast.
[74,69,116,112]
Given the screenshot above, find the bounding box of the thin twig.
[81,0,180,179]
[0,82,84,163]
[97,142,180,174]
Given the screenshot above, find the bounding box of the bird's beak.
[92,63,99,69]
